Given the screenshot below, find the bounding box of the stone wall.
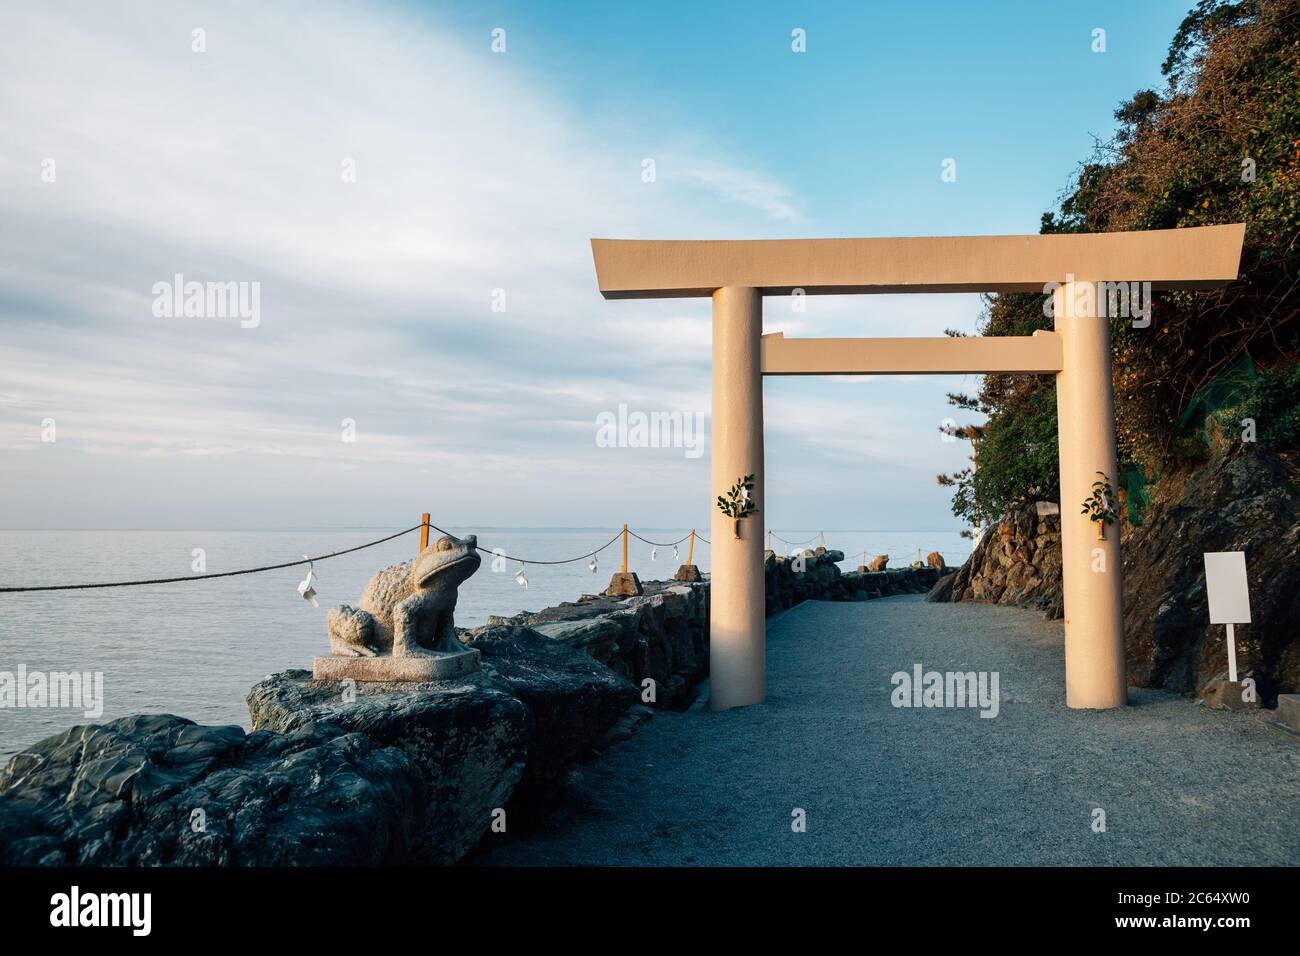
[766,549,940,616]
[503,549,940,710]
[518,582,708,711]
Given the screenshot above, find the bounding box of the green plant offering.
[717,473,759,539]
[1081,471,1118,539]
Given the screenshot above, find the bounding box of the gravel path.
[472,597,1300,866]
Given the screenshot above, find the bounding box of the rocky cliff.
[926,504,1063,618]
[928,445,1300,700]
[1121,446,1300,699]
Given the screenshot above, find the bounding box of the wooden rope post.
[622,523,629,573]
[767,529,772,552]
[819,531,825,550]
[419,513,430,551]
[688,529,696,565]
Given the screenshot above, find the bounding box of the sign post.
[1203,551,1251,682]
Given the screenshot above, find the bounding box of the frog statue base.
[311,650,480,682]
[311,533,483,683]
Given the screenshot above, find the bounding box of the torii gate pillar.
[709,286,766,710]
[1054,282,1127,708]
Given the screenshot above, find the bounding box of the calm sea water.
[0,528,968,759]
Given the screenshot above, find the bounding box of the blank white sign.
[1204,551,1251,624]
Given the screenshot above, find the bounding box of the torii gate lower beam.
[760,330,1065,375]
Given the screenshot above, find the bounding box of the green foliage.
[1081,472,1120,528]
[1216,357,1300,447]
[971,387,1060,523]
[938,384,1059,526]
[716,474,758,520]
[1119,464,1156,525]
[1176,351,1257,442]
[1162,0,1258,79]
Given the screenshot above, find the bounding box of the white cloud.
[0,0,978,531]
[672,156,800,222]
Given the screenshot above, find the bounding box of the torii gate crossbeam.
[760,331,1064,375]
[590,225,1245,712]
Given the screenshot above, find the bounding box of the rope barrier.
[1,515,966,594]
[626,529,694,548]
[0,522,713,592]
[426,522,628,567]
[0,524,425,593]
[770,531,820,547]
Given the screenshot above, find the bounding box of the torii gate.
[590,224,1245,711]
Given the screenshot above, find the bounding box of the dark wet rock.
[593,704,655,751]
[1122,446,1300,700]
[926,570,958,603]
[247,670,530,864]
[0,713,424,865]
[466,624,638,788]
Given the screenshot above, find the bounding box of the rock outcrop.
[0,714,426,865]
[465,624,639,789]
[247,671,530,864]
[926,504,1063,618]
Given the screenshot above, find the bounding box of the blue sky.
[0,0,1194,531]
[418,0,1186,235]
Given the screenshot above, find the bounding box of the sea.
[0,527,969,760]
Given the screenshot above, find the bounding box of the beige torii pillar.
[1054,282,1127,708]
[709,286,765,710]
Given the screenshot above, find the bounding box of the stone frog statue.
[327,533,481,658]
